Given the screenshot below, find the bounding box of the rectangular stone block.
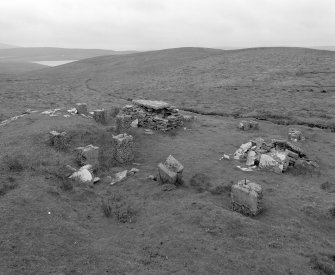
[112,133,134,163]
[157,163,177,184]
[231,179,263,216]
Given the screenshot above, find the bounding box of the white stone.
[110,170,128,185]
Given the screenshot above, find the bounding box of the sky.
[1,0,335,50]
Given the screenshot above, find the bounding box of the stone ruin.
[231,179,263,216]
[118,99,184,131]
[234,137,317,173]
[238,120,259,131]
[112,133,134,164]
[288,128,304,142]
[157,155,184,185]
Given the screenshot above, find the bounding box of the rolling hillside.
[0,42,19,49]
[0,47,136,74]
[2,47,335,130]
[1,47,335,274]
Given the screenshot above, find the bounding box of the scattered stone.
[93,109,107,124]
[112,133,134,163]
[49,131,68,150]
[238,120,259,130]
[288,128,304,142]
[110,170,127,185]
[67,108,77,115]
[128,168,139,175]
[231,179,263,216]
[162,184,177,191]
[76,103,88,115]
[233,137,310,174]
[236,166,255,172]
[69,165,93,183]
[219,154,230,160]
[93,177,101,183]
[144,129,154,135]
[76,145,100,168]
[148,175,157,181]
[182,114,196,122]
[234,142,253,160]
[157,155,184,185]
[116,114,133,133]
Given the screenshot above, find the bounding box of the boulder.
[69,165,93,183]
[231,179,263,216]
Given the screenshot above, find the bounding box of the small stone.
[246,150,257,166]
[148,175,157,181]
[93,177,100,183]
[288,128,304,142]
[76,103,88,115]
[110,170,127,185]
[128,167,139,174]
[157,163,178,184]
[69,166,93,183]
[231,179,263,216]
[144,129,154,135]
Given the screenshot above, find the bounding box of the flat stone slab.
[132,99,170,110]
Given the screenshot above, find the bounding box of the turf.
[0,47,335,274]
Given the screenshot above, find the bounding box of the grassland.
[0,47,335,274]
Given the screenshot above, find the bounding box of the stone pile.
[233,137,315,173]
[157,155,184,185]
[116,114,133,133]
[112,133,134,163]
[231,179,263,216]
[238,120,259,131]
[119,99,184,131]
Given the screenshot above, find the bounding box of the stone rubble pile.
[233,137,316,173]
[119,99,184,131]
[231,179,263,216]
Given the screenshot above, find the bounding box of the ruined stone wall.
[120,104,183,131]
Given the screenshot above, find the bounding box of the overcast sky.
[1,0,335,50]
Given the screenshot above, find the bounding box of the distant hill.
[0,43,19,49]
[5,46,332,130]
[0,47,136,74]
[0,47,135,62]
[310,46,335,51]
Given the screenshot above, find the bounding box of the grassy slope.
[0,47,335,274]
[1,46,335,129]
